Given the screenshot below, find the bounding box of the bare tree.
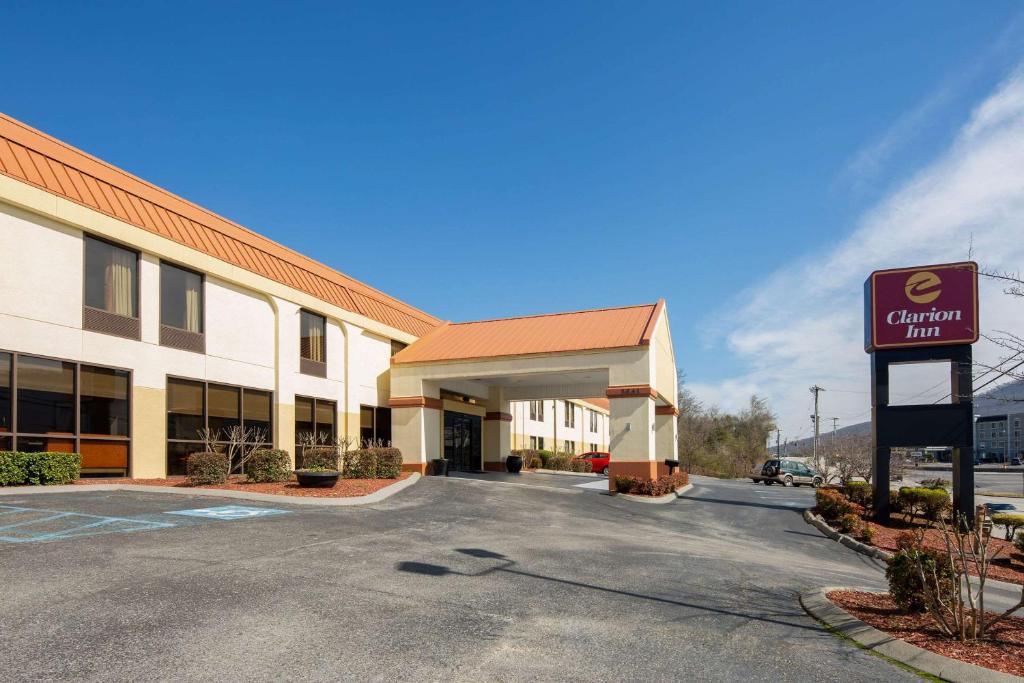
[223,425,268,475]
[831,434,872,484]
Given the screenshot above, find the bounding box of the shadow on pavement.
[396,547,820,632]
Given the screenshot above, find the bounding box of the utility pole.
[831,417,839,448]
[775,428,781,458]
[810,385,825,470]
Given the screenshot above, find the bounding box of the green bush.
[919,477,950,491]
[837,513,861,534]
[0,451,81,486]
[373,447,403,479]
[815,488,859,522]
[536,449,554,467]
[613,475,636,494]
[186,451,228,485]
[299,446,339,471]
[1016,531,1024,555]
[898,487,951,523]
[889,490,904,516]
[992,512,1024,541]
[246,449,291,483]
[886,547,955,613]
[842,481,872,508]
[510,449,540,468]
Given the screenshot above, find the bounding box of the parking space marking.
[164,505,291,520]
[0,505,175,544]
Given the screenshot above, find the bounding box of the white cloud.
[694,67,1024,440]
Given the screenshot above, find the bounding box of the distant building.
[974,413,1024,463]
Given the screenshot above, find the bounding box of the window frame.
[299,309,328,377]
[294,395,337,468]
[165,375,274,475]
[0,348,132,473]
[564,401,575,428]
[159,260,206,353]
[82,234,142,340]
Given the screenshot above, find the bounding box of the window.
[590,442,598,452]
[300,311,326,362]
[359,405,392,446]
[589,410,599,432]
[295,396,336,468]
[529,400,544,421]
[1,351,130,472]
[563,439,575,454]
[564,401,575,428]
[85,236,138,318]
[160,262,204,351]
[166,378,273,475]
[530,435,545,450]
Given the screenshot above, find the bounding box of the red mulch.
[75,473,410,498]
[828,589,1024,677]
[861,517,1024,586]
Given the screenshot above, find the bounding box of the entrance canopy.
[389,301,678,485]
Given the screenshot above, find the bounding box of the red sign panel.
[864,261,978,352]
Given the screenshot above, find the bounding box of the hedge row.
[613,471,689,496]
[0,451,81,486]
[342,447,403,479]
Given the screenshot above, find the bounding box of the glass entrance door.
[444,411,482,472]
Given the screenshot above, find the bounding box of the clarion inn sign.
[864,261,979,352]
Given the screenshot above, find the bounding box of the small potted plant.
[295,444,340,488]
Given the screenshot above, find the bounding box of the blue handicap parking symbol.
[164,505,290,521]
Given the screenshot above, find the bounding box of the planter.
[505,455,523,473]
[294,470,340,488]
[430,458,448,476]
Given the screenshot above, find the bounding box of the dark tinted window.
[0,352,10,433]
[16,355,75,434]
[84,236,137,317]
[160,262,203,332]
[207,384,240,433]
[243,389,272,437]
[167,378,204,440]
[79,365,130,436]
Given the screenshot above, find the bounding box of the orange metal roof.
[392,302,662,364]
[0,113,441,338]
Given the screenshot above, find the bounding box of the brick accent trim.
[484,412,513,422]
[655,405,679,416]
[401,462,428,474]
[605,384,657,400]
[483,461,505,472]
[388,396,443,410]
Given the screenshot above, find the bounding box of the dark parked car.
[750,459,823,487]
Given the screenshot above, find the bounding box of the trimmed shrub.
[246,449,291,483]
[1015,530,1024,555]
[889,490,904,516]
[545,453,572,471]
[886,547,955,613]
[613,475,636,494]
[0,451,81,486]
[861,522,875,544]
[186,451,229,485]
[842,481,872,508]
[815,488,859,522]
[0,451,27,485]
[569,458,593,473]
[898,487,951,523]
[374,448,403,479]
[919,477,950,491]
[536,449,554,468]
[300,446,339,471]
[837,513,860,535]
[991,512,1024,541]
[626,472,689,496]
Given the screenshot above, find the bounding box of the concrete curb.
[533,468,603,478]
[618,483,694,504]
[800,587,1023,683]
[0,473,421,507]
[803,509,892,561]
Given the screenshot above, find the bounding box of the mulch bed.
[75,474,411,498]
[862,518,1024,586]
[828,589,1024,677]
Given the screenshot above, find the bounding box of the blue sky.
[4,2,1024,436]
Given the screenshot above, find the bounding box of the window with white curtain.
[160,262,203,333]
[300,310,326,363]
[84,236,138,317]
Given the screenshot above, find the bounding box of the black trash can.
[505,455,523,473]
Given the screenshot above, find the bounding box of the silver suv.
[751,459,823,487]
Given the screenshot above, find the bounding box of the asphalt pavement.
[0,476,929,682]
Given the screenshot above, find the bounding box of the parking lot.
[0,478,916,682]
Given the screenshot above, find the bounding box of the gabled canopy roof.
[0,113,441,338]
[392,301,664,365]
